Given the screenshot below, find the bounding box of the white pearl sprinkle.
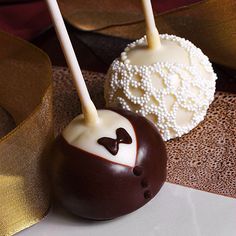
[105,34,217,141]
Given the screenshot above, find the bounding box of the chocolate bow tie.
[97,128,132,155]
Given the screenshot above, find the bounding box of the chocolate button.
[144,190,151,199]
[133,166,143,176]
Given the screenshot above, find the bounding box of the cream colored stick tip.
[141,0,161,49]
[45,0,99,125]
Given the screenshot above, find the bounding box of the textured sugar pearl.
[105,34,217,141]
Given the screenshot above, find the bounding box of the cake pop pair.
[46,0,216,220]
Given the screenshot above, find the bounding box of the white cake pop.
[105,0,217,141]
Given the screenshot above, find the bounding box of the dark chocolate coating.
[52,108,167,220]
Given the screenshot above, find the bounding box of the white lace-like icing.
[105,34,217,141]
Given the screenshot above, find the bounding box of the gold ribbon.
[60,0,236,69]
[0,31,53,236]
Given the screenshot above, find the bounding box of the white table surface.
[18,183,236,236]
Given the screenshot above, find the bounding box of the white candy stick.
[45,0,99,125]
[141,0,161,49]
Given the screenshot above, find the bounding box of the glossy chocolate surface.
[52,108,167,220]
[97,127,132,155]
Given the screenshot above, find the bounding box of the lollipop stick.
[141,0,161,49]
[45,0,99,125]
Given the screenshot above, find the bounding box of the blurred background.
[0,0,235,92]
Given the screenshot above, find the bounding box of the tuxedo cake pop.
[53,108,166,220]
[46,0,167,220]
